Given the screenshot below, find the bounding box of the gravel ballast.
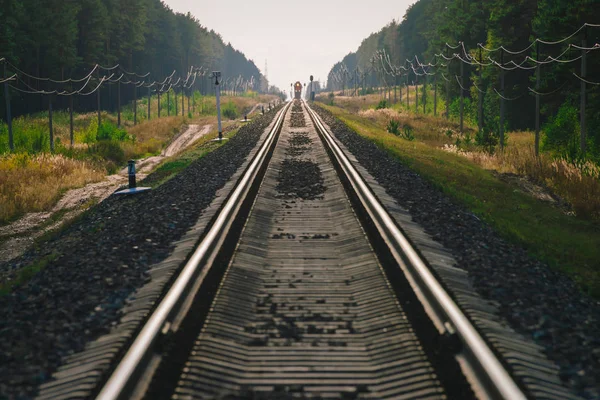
[0,107,282,399]
[312,105,600,399]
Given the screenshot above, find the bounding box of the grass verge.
[0,251,59,296]
[142,128,238,188]
[320,103,600,298]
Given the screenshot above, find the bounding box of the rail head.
[96,102,291,400]
[305,102,527,400]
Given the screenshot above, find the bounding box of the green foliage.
[0,118,50,154]
[402,124,415,141]
[78,119,99,144]
[96,121,131,142]
[387,118,414,141]
[542,102,581,159]
[386,118,400,135]
[0,252,59,296]
[88,140,126,170]
[327,92,335,106]
[222,101,238,120]
[376,100,388,110]
[449,97,477,127]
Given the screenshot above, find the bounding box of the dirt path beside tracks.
[0,124,213,264]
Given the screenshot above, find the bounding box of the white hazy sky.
[163,0,415,91]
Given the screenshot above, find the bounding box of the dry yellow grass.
[444,139,600,218]
[0,153,104,223]
[0,94,275,225]
[322,95,600,219]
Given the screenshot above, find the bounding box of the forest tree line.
[0,0,265,116]
[327,0,600,159]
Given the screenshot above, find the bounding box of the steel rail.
[96,102,291,400]
[305,102,527,400]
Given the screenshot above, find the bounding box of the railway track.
[45,100,530,399]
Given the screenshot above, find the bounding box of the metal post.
[535,42,540,156]
[117,80,121,127]
[580,27,587,154]
[214,72,222,140]
[127,160,137,188]
[3,64,13,151]
[460,60,464,133]
[49,95,54,153]
[158,90,161,118]
[500,49,505,150]
[69,95,74,146]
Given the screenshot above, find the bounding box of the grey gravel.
[0,107,282,399]
[312,104,600,399]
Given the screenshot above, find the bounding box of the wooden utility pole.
[499,49,505,150]
[69,95,74,146]
[97,70,102,127]
[49,95,54,152]
[446,49,450,120]
[415,75,419,113]
[478,47,484,137]
[406,72,409,108]
[423,75,427,114]
[434,72,437,116]
[117,80,121,127]
[460,59,464,133]
[580,26,587,154]
[399,74,403,105]
[3,63,13,151]
[535,42,540,156]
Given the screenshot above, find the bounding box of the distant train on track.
[294,81,302,100]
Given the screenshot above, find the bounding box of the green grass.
[321,103,600,298]
[0,252,59,296]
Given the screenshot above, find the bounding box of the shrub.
[542,102,580,159]
[88,140,126,166]
[475,127,499,153]
[222,101,238,120]
[327,92,335,106]
[384,118,415,141]
[14,119,49,153]
[387,118,400,135]
[97,121,130,142]
[402,124,415,141]
[376,99,388,110]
